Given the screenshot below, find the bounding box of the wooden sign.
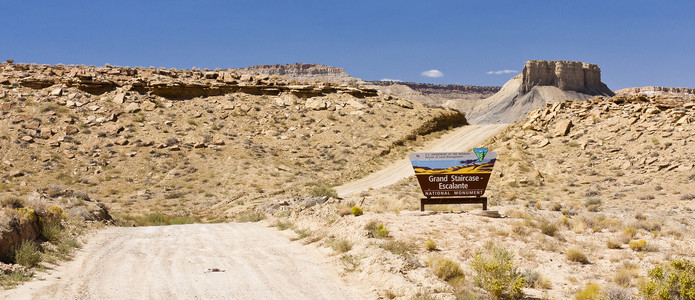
[409,149,497,197]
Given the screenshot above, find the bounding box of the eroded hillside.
[275,93,695,299]
[0,62,465,222]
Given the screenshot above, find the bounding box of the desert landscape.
[0,56,693,300]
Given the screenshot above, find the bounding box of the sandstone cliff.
[467,60,614,124]
[520,60,613,95]
[615,86,695,97]
[235,63,361,84]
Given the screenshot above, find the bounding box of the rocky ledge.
[0,63,377,99]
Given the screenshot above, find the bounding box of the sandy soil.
[335,124,509,197]
[1,223,368,300]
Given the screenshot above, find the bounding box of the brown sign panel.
[409,151,497,197]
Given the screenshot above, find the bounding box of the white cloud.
[486,69,519,75]
[421,69,443,78]
[380,78,402,82]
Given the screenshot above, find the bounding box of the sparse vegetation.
[310,185,338,198]
[429,256,464,281]
[566,248,589,264]
[12,241,41,267]
[365,221,390,238]
[642,259,695,300]
[236,210,266,223]
[425,238,437,251]
[117,213,199,226]
[351,206,363,216]
[470,242,525,299]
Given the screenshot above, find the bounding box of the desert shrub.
[273,219,294,230]
[584,198,602,207]
[365,221,390,238]
[40,220,63,243]
[337,206,352,216]
[470,242,525,299]
[429,257,464,281]
[351,206,363,216]
[540,221,558,236]
[328,238,353,253]
[602,285,633,300]
[13,241,41,267]
[381,240,416,256]
[606,240,622,249]
[340,254,361,272]
[236,210,266,223]
[425,238,438,251]
[628,240,647,251]
[574,283,602,300]
[310,185,338,198]
[550,202,562,211]
[566,248,589,264]
[641,259,695,300]
[1,196,24,208]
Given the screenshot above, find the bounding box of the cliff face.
[521,60,614,96]
[615,86,695,97]
[236,63,360,84]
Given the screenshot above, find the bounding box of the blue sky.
[1,1,693,90]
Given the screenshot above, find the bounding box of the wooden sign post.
[409,149,497,211]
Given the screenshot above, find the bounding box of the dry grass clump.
[613,263,639,287]
[470,242,525,299]
[117,212,199,226]
[236,210,266,223]
[310,185,338,198]
[326,238,353,253]
[628,240,647,251]
[381,240,416,256]
[566,248,589,264]
[272,219,294,230]
[1,196,25,209]
[428,256,464,281]
[425,238,438,251]
[540,221,558,236]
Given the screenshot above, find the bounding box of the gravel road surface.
[1,223,365,300]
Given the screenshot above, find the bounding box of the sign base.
[420,197,488,211]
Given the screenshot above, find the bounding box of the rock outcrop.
[236,63,361,84]
[520,60,613,95]
[467,60,614,124]
[0,63,378,100]
[615,86,695,97]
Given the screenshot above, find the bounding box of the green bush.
[351,206,363,216]
[429,257,464,281]
[13,241,41,267]
[641,259,695,300]
[470,242,525,299]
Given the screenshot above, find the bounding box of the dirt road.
[335,124,508,197]
[1,223,365,300]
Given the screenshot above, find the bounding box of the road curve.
[335,124,509,197]
[1,223,365,300]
